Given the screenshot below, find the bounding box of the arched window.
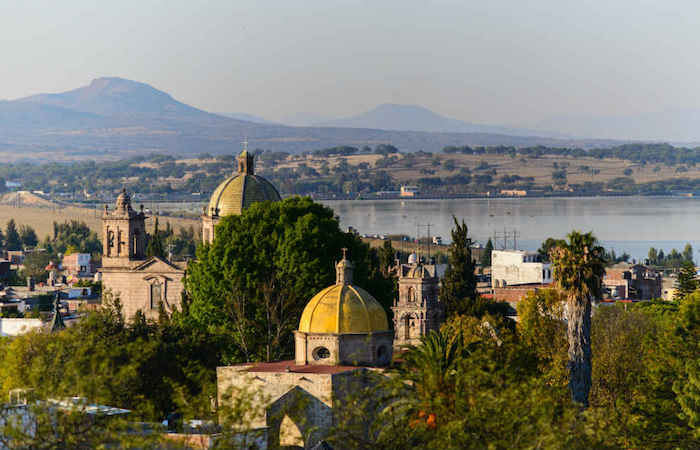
[150,282,162,310]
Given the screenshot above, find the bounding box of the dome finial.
[336,249,353,285]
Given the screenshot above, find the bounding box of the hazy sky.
[3,0,700,128]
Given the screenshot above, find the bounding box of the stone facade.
[217,362,385,449]
[392,263,443,348]
[101,258,186,320]
[294,330,393,366]
[99,190,186,320]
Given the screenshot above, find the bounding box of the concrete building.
[201,146,281,244]
[392,262,443,349]
[62,253,96,277]
[217,252,392,449]
[491,250,552,289]
[400,185,419,197]
[99,190,186,320]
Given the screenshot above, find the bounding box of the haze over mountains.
[0,77,646,161]
[312,104,549,137]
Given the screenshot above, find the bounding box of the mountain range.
[313,103,550,137]
[0,77,628,161]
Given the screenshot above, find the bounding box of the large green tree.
[550,231,606,406]
[5,220,21,251]
[675,260,698,300]
[480,238,493,267]
[184,197,391,363]
[440,217,478,317]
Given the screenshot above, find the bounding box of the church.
[216,252,443,449]
[100,146,281,320]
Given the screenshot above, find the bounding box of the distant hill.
[316,103,548,137]
[0,77,628,160]
[218,112,277,124]
[18,77,210,119]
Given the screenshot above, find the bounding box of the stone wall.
[101,268,184,320]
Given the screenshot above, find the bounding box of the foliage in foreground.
[330,292,700,449]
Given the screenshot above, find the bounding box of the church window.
[408,287,416,303]
[150,282,162,310]
[377,345,388,364]
[312,347,330,360]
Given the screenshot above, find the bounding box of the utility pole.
[426,223,433,261]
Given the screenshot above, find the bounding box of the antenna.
[242,137,249,151]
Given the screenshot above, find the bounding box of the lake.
[321,196,700,262]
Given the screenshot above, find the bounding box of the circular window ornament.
[312,347,331,360]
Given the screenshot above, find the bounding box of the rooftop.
[240,360,363,375]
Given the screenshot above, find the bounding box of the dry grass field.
[272,151,699,188]
[0,204,200,240]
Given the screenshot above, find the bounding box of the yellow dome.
[206,149,281,217]
[207,173,281,216]
[299,284,389,333]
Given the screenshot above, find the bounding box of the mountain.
[217,112,276,124]
[18,77,210,119]
[315,103,548,137]
[0,78,627,161]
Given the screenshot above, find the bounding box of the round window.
[312,347,330,360]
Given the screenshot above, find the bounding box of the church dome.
[298,252,389,334]
[299,284,389,334]
[206,149,281,217]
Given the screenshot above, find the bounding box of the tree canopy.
[183,196,394,363]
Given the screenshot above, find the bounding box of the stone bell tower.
[392,261,443,349]
[102,188,147,268]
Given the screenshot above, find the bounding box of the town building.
[62,253,96,277]
[602,262,662,300]
[99,189,186,320]
[491,250,552,288]
[400,185,419,197]
[217,252,392,449]
[392,261,443,348]
[201,146,281,244]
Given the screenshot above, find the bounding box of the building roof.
[298,254,389,334]
[239,360,361,374]
[205,150,280,217]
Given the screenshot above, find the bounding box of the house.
[62,253,96,277]
[603,263,662,300]
[491,250,552,289]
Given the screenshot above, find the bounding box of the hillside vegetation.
[2,143,699,200]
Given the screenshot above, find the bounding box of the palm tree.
[550,231,605,406]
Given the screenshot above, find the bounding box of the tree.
[5,220,21,251]
[550,231,606,406]
[440,217,477,317]
[22,251,51,281]
[675,261,698,300]
[184,197,385,363]
[19,225,38,248]
[684,243,695,263]
[146,218,166,259]
[537,237,567,262]
[648,247,658,265]
[480,238,493,267]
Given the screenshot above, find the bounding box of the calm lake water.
[321,197,700,262]
[153,196,700,261]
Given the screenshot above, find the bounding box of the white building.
[491,250,552,288]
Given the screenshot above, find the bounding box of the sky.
[3,0,700,133]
